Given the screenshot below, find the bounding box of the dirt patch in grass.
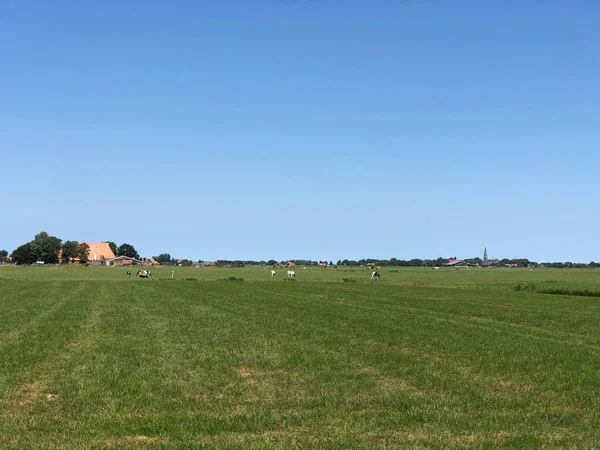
[85,310,101,329]
[105,436,168,447]
[14,382,47,407]
[545,431,567,440]
[238,367,251,378]
[495,431,513,441]
[231,404,247,416]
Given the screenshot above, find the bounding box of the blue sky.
[1,1,598,262]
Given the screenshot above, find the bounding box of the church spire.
[484,247,488,263]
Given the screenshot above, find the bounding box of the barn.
[105,256,143,266]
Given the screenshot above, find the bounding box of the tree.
[76,243,90,264]
[31,231,62,264]
[0,249,8,263]
[61,241,79,263]
[435,257,447,266]
[11,243,37,265]
[117,243,139,259]
[105,241,117,256]
[153,253,172,264]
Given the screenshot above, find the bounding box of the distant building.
[444,259,469,267]
[141,258,160,266]
[482,247,500,267]
[482,259,500,267]
[105,256,142,266]
[60,242,116,265]
[198,261,216,267]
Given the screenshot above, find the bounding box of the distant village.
[1,234,598,269]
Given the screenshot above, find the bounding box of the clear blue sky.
[2,1,598,262]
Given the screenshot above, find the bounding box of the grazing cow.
[287,270,296,278]
[127,270,132,278]
[137,270,152,278]
[371,271,381,280]
[170,270,175,279]
[271,270,276,278]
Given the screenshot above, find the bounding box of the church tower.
[484,247,488,263]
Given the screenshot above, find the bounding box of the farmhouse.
[86,242,116,263]
[141,258,160,266]
[105,256,143,266]
[482,259,500,267]
[61,242,116,264]
[444,259,469,267]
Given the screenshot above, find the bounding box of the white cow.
[433,267,440,270]
[287,270,296,278]
[371,271,381,280]
[271,270,276,278]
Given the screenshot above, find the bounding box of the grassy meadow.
[1,265,600,448]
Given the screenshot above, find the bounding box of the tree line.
[5,232,140,265]
[2,237,599,268]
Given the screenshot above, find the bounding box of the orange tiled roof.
[68,242,116,261]
[86,242,116,261]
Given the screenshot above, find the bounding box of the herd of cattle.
[270,269,381,280]
[129,269,382,280]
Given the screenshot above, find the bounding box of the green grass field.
[1,265,600,448]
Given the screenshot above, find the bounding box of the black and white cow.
[137,270,152,278]
[371,271,381,280]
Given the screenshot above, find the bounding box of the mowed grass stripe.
[269,282,600,351]
[0,281,80,346]
[178,283,598,444]
[0,282,91,388]
[244,283,600,356]
[230,284,600,421]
